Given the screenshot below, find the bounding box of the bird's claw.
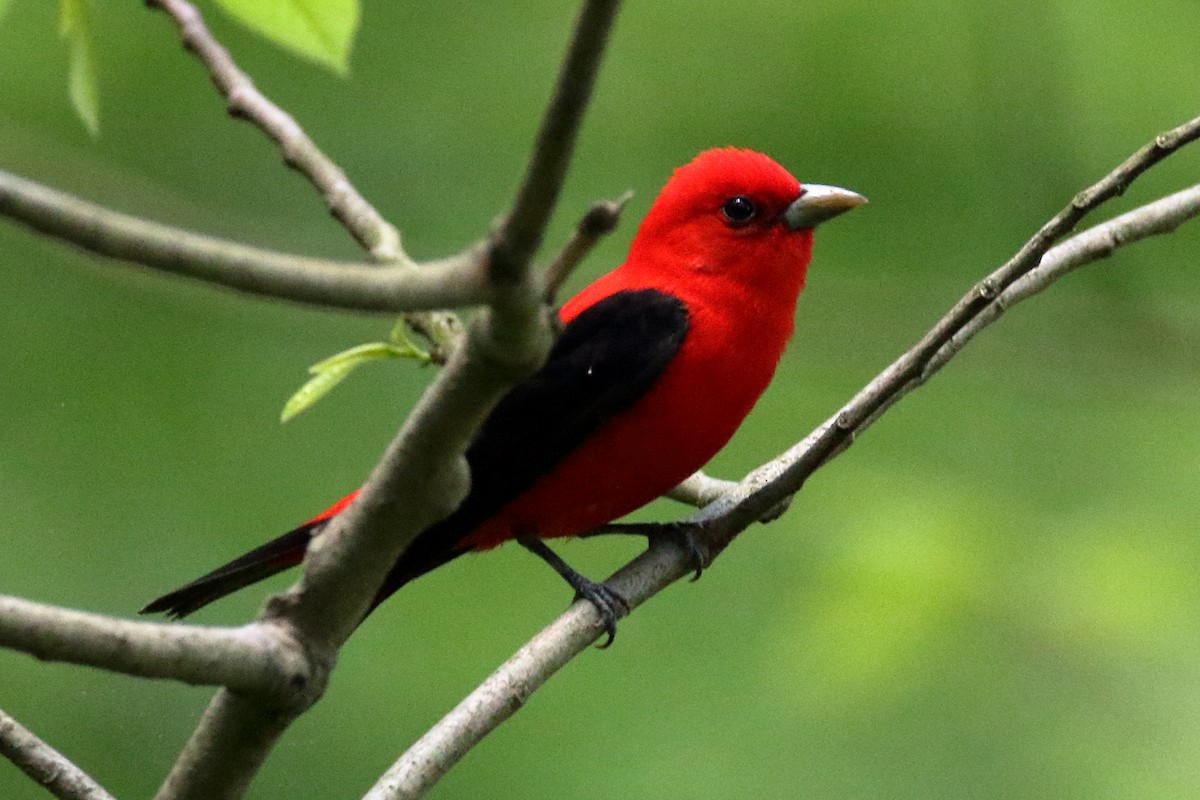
[586,520,712,581]
[648,522,710,581]
[573,579,629,648]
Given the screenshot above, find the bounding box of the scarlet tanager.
[143,148,865,640]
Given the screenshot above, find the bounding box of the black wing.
[142,288,690,618]
[379,288,690,595]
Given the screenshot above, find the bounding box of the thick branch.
[155,0,622,794]
[270,0,627,649]
[148,0,403,261]
[156,292,555,800]
[370,126,1200,796]
[287,303,551,651]
[0,169,486,313]
[489,0,621,283]
[0,707,117,800]
[0,595,311,700]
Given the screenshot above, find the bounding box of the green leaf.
[307,340,427,374]
[0,0,12,25]
[215,0,360,75]
[282,336,430,423]
[58,0,100,135]
[387,319,433,360]
[281,357,358,423]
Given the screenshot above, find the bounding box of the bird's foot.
[517,535,629,647]
[647,521,711,581]
[571,577,629,649]
[589,520,711,581]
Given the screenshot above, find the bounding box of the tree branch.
[0,707,116,800]
[927,181,1200,374]
[154,310,552,800]
[489,0,621,283]
[543,190,632,303]
[666,470,739,508]
[0,595,311,700]
[367,120,1200,798]
[11,0,1185,796]
[402,310,466,365]
[153,3,621,798]
[0,168,485,313]
[363,600,609,800]
[147,0,404,262]
[699,113,1200,541]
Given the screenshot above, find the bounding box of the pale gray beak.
[782,184,868,230]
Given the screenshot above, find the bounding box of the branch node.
[226,84,254,117]
[543,190,633,304]
[580,189,633,237]
[834,411,856,432]
[1070,188,1094,210]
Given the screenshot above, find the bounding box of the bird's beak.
[783,184,868,230]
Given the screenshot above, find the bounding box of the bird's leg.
[517,536,629,647]
[579,520,711,582]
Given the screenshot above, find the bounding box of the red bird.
[143,149,865,640]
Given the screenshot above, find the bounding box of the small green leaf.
[307,341,426,374]
[387,319,432,360]
[281,358,359,423]
[215,0,360,75]
[59,0,100,135]
[0,0,13,25]
[282,336,431,422]
[387,318,412,346]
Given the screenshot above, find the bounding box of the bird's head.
[626,148,865,299]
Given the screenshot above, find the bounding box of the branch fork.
[1,1,1198,798]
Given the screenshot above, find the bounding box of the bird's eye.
[721,195,757,226]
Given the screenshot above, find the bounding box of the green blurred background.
[3,1,1200,798]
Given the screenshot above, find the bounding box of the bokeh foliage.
[2,1,1199,798]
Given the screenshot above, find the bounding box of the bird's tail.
[141,515,467,620]
[140,522,317,618]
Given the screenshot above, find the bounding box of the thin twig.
[147,0,404,262]
[0,595,311,701]
[489,0,622,283]
[685,183,1200,558]
[0,169,486,313]
[370,124,1200,797]
[667,471,793,523]
[666,471,739,508]
[927,181,1200,374]
[543,190,633,303]
[406,186,633,360]
[0,707,117,800]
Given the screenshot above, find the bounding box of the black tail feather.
[142,518,470,620]
[140,523,317,618]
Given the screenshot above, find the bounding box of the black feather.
[142,288,689,617]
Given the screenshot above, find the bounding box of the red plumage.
[143,148,863,622]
